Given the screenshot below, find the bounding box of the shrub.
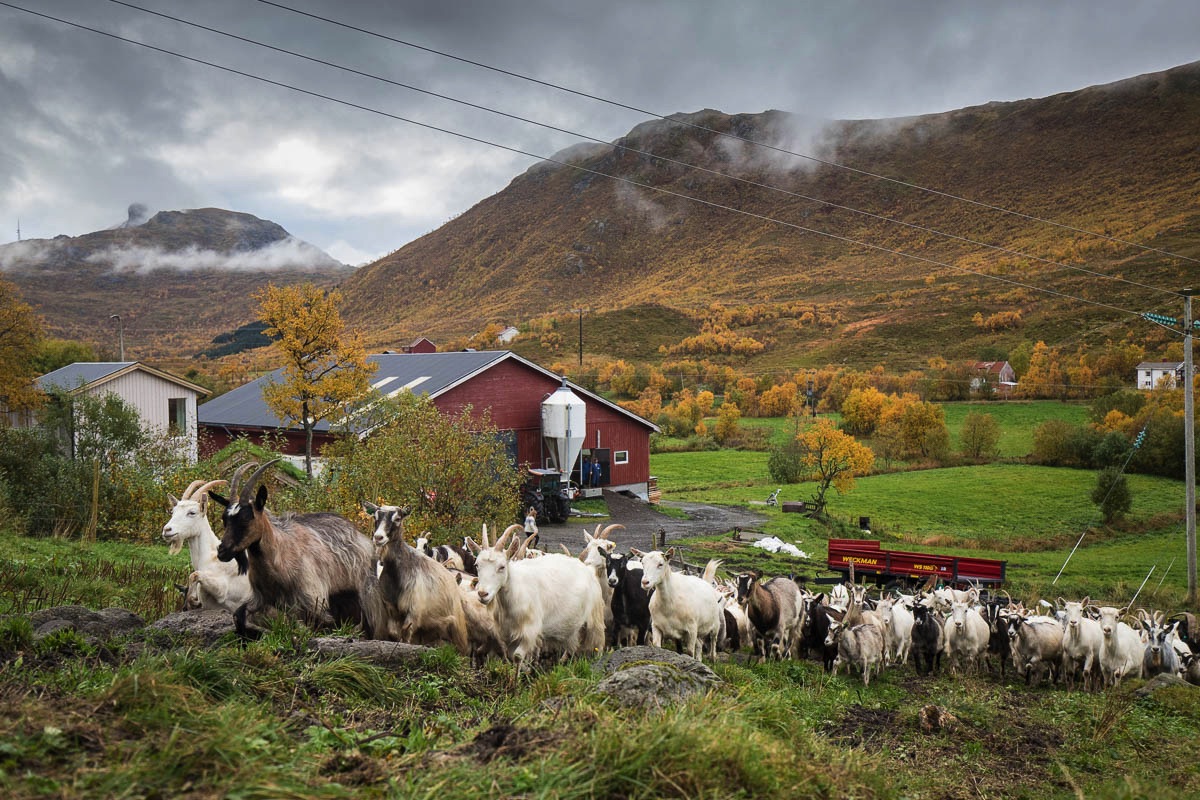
[767,441,806,483]
[1091,466,1132,523]
[959,411,1000,460]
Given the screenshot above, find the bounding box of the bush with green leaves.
[767,440,806,483]
[0,391,193,541]
[283,394,520,543]
[1091,466,1132,523]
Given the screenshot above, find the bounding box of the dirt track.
[532,489,768,554]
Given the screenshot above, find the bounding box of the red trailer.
[826,539,1006,588]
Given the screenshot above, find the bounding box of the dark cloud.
[2,0,1198,264]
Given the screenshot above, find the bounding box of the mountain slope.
[342,61,1200,370]
[0,207,351,360]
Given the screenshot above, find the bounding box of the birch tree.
[256,282,375,477]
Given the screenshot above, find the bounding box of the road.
[532,489,768,555]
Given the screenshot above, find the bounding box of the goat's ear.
[629,547,643,557]
[362,501,379,516]
[1056,596,1066,608]
[209,491,229,508]
[664,546,676,559]
[464,537,481,555]
[167,492,181,508]
[559,543,572,556]
[398,505,413,519]
[254,484,268,511]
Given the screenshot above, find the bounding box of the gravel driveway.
[532,489,768,554]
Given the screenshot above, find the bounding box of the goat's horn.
[180,480,207,501]
[497,524,524,550]
[228,462,258,501]
[481,523,490,549]
[600,524,625,539]
[193,479,227,499]
[240,459,280,504]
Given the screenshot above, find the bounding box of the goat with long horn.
[210,460,382,638]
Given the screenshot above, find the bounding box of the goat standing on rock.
[212,461,381,638]
[162,479,251,613]
[364,502,469,653]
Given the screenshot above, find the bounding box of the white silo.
[541,382,586,477]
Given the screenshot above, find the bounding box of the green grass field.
[734,399,1090,456]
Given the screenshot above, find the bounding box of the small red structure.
[826,539,1007,587]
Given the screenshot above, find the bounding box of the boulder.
[592,645,722,709]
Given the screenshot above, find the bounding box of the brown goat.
[212,461,381,638]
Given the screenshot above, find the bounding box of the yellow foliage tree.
[696,390,716,417]
[256,282,377,478]
[840,386,887,435]
[714,401,741,444]
[795,419,874,514]
[0,277,44,414]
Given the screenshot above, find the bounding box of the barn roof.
[38,361,208,396]
[198,350,657,433]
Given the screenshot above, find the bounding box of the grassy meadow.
[2,399,1198,799]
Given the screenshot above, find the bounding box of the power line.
[0,1,1163,327]
[256,0,1200,271]
[105,0,1178,300]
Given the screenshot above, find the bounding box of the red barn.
[197,350,660,499]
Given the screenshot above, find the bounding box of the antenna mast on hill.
[16,218,20,241]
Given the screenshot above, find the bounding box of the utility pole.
[1185,290,1197,605]
[1144,294,1198,604]
[571,308,585,367]
[110,314,125,361]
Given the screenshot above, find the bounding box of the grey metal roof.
[199,350,510,431]
[37,362,208,396]
[37,362,137,392]
[199,350,657,433]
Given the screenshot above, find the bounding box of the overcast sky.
[1,0,1198,266]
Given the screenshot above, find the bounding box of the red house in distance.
[197,349,660,500]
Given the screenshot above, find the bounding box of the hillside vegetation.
[343,61,1200,372]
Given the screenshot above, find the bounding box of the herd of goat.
[160,461,1200,688]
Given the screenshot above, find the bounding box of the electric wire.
[256,0,1200,270]
[1,1,1164,329]
[105,0,1179,300]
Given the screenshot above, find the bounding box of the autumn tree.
[713,401,741,444]
[256,282,376,478]
[840,386,887,435]
[0,277,44,415]
[794,418,875,515]
[876,394,950,462]
[959,411,1001,460]
[307,394,520,540]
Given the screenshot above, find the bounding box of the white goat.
[875,595,915,666]
[944,600,991,675]
[162,479,251,613]
[633,548,723,660]
[468,524,606,675]
[1095,606,1144,688]
[580,524,624,643]
[1008,613,1064,686]
[1059,598,1103,690]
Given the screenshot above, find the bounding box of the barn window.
[614,450,629,465]
[168,398,187,435]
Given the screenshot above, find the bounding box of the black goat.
[607,552,651,647]
[911,603,945,676]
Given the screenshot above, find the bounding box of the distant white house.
[28,362,208,461]
[496,326,520,344]
[1136,361,1184,390]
